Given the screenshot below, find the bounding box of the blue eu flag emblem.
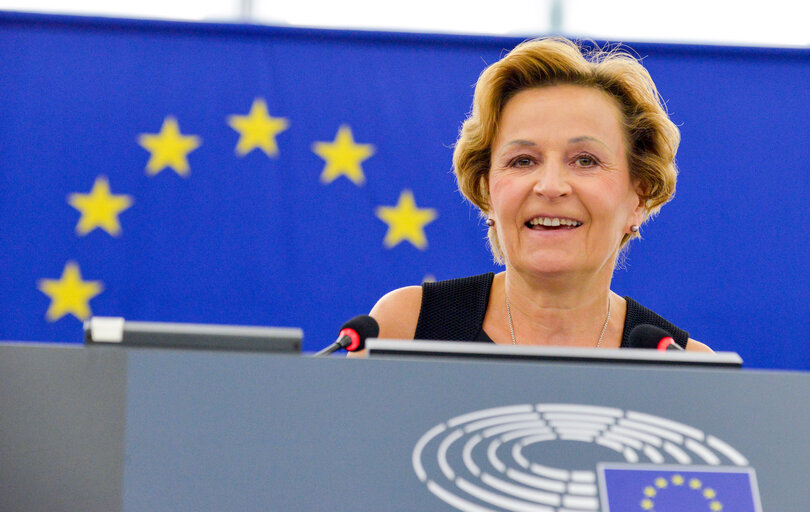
[598,464,762,511]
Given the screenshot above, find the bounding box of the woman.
[368,37,710,351]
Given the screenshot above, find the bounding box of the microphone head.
[339,315,380,352]
[627,324,676,350]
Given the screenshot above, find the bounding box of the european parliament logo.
[599,464,761,512]
[413,404,763,512]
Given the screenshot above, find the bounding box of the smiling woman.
[487,85,641,280]
[355,37,711,353]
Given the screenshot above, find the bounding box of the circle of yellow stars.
[640,474,723,511]
[38,96,438,322]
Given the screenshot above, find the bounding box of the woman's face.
[488,85,644,278]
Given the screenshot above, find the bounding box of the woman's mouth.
[525,216,583,230]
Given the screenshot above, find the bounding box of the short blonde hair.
[453,37,680,263]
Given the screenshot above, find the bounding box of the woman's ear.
[631,180,649,226]
[481,173,491,204]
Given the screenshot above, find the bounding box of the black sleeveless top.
[414,273,688,348]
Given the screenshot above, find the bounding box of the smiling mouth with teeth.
[526,217,583,230]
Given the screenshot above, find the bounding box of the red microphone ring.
[341,328,361,351]
[656,337,676,351]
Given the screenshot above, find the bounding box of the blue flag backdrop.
[1,11,808,370]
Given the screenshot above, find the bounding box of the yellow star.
[227,98,289,158]
[375,190,438,250]
[37,261,104,322]
[68,175,133,237]
[138,116,201,177]
[312,125,375,186]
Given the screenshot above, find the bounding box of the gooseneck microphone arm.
[312,315,380,357]
[313,329,356,357]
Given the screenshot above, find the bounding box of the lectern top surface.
[366,339,743,368]
[84,317,302,353]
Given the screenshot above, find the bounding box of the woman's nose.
[532,162,572,199]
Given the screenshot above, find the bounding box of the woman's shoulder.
[348,286,422,357]
[369,285,424,340]
[685,338,713,352]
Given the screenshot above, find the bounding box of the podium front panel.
[1,344,807,511]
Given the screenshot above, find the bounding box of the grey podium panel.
[0,343,126,512]
[1,344,808,511]
[121,350,809,511]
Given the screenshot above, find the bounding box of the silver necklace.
[505,293,612,348]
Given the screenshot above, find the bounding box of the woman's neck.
[497,267,621,347]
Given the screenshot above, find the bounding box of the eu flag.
[599,464,761,512]
[3,11,810,370]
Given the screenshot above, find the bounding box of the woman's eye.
[575,155,597,167]
[511,156,533,167]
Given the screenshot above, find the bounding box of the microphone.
[312,315,379,357]
[627,324,684,351]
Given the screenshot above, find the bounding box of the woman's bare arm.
[346,286,422,357]
[685,338,713,352]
